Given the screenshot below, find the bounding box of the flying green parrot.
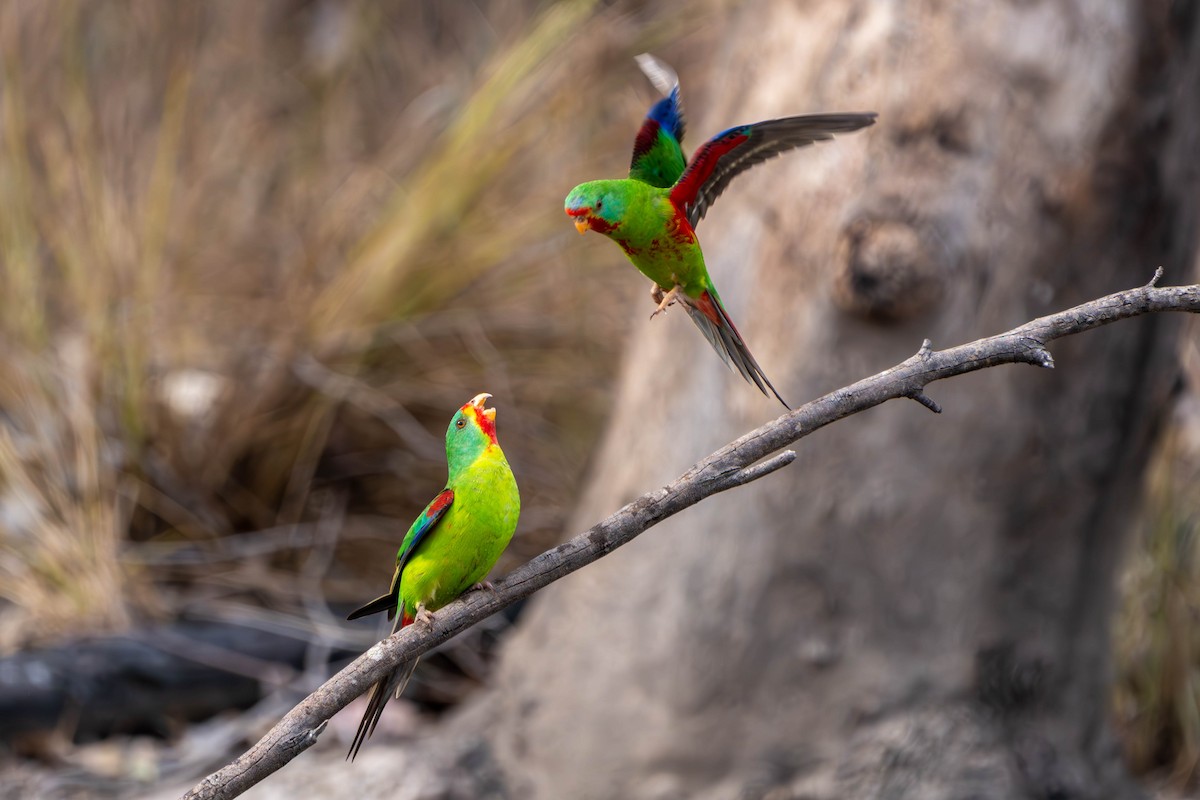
[345,393,519,760]
[565,54,876,407]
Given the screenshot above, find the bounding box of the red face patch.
[566,205,619,236]
[463,405,498,444]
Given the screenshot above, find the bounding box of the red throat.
[476,409,497,444]
[587,216,620,235]
[462,405,498,444]
[566,206,619,236]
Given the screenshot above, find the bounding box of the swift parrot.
[565,54,876,407]
[345,393,519,760]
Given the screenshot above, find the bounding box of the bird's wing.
[671,113,877,228]
[394,488,455,577]
[683,289,789,409]
[345,488,455,622]
[628,54,688,188]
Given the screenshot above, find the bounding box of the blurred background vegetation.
[0,0,1196,796]
[0,0,649,645]
[1115,332,1200,790]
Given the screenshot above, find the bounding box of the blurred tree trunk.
[471,2,1200,799]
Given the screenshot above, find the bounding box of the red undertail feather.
[691,290,724,327]
[684,290,789,409]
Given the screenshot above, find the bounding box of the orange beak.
[468,392,496,422]
[574,219,589,235]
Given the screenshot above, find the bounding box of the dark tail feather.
[346,655,420,762]
[683,291,790,409]
[346,591,398,621]
[347,612,416,761]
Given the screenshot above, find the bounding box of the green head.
[565,180,629,238]
[446,392,500,479]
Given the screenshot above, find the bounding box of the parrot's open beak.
[574,219,589,235]
[468,392,496,422]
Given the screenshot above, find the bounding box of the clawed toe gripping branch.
[184,274,1200,800]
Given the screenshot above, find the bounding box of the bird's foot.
[649,285,681,319]
[415,604,435,630]
[472,581,496,593]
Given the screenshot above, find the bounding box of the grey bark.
[481,2,1200,799]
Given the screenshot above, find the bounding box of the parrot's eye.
[456,418,466,430]
[595,200,604,210]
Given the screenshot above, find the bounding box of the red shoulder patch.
[670,129,750,207]
[667,206,696,245]
[426,488,454,517]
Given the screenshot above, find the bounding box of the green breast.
[399,447,519,615]
[613,184,709,297]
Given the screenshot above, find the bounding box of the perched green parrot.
[565,54,876,407]
[345,392,519,760]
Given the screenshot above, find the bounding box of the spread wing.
[628,54,687,188]
[671,112,877,228]
[346,488,454,622]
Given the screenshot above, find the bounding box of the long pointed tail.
[682,290,789,409]
[347,613,418,762]
[346,656,419,761]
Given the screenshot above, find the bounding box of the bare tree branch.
[183,276,1200,800]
